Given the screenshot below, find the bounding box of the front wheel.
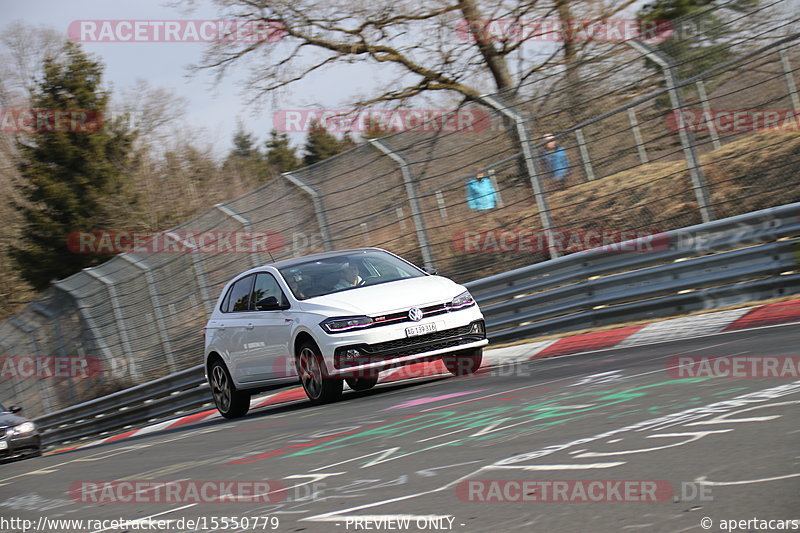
[442,348,483,376]
[209,360,250,419]
[296,341,343,404]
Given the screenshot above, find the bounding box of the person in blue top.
[539,134,569,189]
[466,171,498,210]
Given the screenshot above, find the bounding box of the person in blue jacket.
[539,134,569,189]
[466,171,497,210]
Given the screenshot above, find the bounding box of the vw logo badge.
[408,307,423,322]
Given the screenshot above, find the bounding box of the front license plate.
[406,322,437,337]
[0,441,7,450]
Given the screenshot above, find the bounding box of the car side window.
[222,275,255,313]
[250,272,288,310]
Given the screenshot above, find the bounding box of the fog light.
[344,349,361,359]
[470,321,485,335]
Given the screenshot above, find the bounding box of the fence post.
[368,138,435,271]
[31,302,76,403]
[52,281,116,380]
[779,46,800,114]
[574,128,596,181]
[82,268,140,382]
[478,95,560,259]
[215,203,262,268]
[282,172,333,252]
[155,230,213,315]
[0,337,25,407]
[30,303,65,358]
[8,317,52,412]
[695,80,722,151]
[627,40,714,224]
[119,255,177,373]
[435,191,448,222]
[627,107,649,164]
[487,169,505,207]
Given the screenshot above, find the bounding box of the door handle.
[246,323,255,330]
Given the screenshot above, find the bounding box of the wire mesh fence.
[2,0,799,417]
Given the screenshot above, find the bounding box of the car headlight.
[450,290,475,310]
[320,316,374,333]
[11,421,35,435]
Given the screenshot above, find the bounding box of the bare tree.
[186,0,638,109]
[115,79,190,146]
[0,21,67,104]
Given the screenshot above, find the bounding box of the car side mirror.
[255,296,289,311]
[424,266,438,275]
[9,405,22,414]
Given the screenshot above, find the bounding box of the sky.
[1,0,670,157]
[2,0,385,156]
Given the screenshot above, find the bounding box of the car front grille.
[332,301,472,333]
[377,303,451,323]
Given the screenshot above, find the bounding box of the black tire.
[209,359,250,419]
[345,374,379,391]
[442,348,483,376]
[296,341,343,404]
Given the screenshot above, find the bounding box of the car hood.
[0,413,29,429]
[301,276,465,316]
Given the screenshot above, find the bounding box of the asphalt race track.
[2,323,799,533]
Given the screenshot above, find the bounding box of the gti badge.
[408,307,423,322]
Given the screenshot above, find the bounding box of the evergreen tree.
[223,125,265,180]
[264,129,300,173]
[230,127,258,159]
[11,41,138,290]
[340,133,358,151]
[638,0,758,82]
[303,120,348,166]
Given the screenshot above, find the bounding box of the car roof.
[268,247,388,270]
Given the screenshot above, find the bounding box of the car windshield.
[278,250,426,300]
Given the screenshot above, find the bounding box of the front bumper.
[0,432,41,462]
[315,303,488,376]
[329,319,488,376]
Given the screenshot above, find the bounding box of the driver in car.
[333,262,362,290]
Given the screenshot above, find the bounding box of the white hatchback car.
[204,248,488,418]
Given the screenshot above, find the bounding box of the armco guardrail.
[35,203,800,448]
[466,202,800,342]
[36,364,207,446]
